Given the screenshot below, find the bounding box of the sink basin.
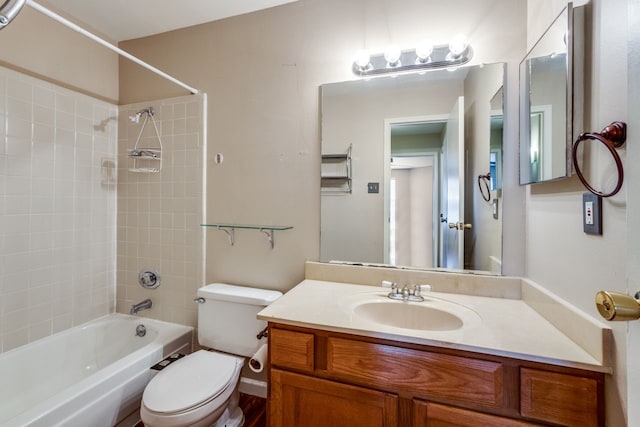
[340,291,482,334]
[353,301,464,331]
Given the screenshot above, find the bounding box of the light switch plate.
[583,193,602,235]
[367,182,379,193]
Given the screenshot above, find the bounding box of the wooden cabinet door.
[269,369,398,427]
[414,401,539,427]
[520,368,601,426]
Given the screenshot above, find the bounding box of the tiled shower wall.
[0,66,118,353]
[116,95,205,328]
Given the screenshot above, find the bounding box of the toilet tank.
[196,283,282,357]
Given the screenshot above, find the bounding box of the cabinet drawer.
[414,401,539,427]
[520,368,599,426]
[327,337,504,409]
[270,328,314,372]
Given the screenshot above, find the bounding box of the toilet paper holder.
[256,326,268,340]
[595,290,640,321]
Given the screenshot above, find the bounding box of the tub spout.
[130,299,152,315]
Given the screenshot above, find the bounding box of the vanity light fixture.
[354,49,372,72]
[447,34,469,59]
[353,35,473,77]
[415,40,434,64]
[384,45,402,68]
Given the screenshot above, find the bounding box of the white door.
[442,96,465,269]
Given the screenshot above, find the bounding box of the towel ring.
[478,172,491,202]
[571,121,626,198]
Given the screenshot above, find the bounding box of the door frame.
[383,114,448,266]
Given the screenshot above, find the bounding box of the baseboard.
[239,376,267,399]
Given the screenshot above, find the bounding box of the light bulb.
[354,49,371,69]
[415,40,433,63]
[448,34,468,57]
[384,45,402,67]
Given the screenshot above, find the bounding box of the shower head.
[129,112,142,123]
[0,0,26,29]
[128,107,155,124]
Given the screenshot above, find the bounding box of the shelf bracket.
[260,228,275,249]
[217,226,235,246]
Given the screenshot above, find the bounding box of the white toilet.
[140,283,282,427]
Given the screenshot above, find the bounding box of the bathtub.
[0,313,193,427]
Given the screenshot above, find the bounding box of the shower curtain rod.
[26,0,199,95]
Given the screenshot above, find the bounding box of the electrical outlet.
[583,193,602,235]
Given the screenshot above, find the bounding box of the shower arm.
[0,0,26,27]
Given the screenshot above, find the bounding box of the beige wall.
[526,0,628,424]
[119,0,528,291]
[0,1,118,102]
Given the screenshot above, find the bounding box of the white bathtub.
[0,314,193,427]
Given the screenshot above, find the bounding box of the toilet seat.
[142,350,243,415]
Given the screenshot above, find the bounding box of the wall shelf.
[321,144,352,194]
[201,224,293,249]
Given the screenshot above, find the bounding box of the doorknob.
[448,222,472,230]
[595,291,640,321]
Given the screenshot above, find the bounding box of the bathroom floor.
[134,393,267,427]
[239,393,268,427]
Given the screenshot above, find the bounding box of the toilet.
[140,283,282,427]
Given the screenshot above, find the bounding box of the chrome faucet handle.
[381,280,398,293]
[412,284,432,298]
[413,285,421,298]
[382,280,401,299]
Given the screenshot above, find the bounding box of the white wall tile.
[116,95,205,327]
[0,66,117,354]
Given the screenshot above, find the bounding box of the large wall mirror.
[519,3,584,184]
[320,63,505,275]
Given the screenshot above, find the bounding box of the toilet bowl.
[139,283,282,427]
[141,350,244,427]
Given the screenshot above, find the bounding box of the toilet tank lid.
[197,283,282,306]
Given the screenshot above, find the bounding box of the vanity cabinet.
[267,323,605,427]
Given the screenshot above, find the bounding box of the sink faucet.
[381,281,431,302]
[130,299,152,315]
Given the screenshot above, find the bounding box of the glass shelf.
[201,224,293,249]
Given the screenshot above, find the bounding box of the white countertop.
[258,279,610,372]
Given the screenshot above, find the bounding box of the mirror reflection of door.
[489,87,504,192]
[384,99,465,270]
[443,96,465,270]
[388,122,442,268]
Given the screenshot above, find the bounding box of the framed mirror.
[320,63,505,274]
[519,3,584,184]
